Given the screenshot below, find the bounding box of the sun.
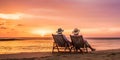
[31,29,53,37]
[37,31,46,37]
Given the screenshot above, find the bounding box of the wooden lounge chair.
[52,34,72,52]
[70,35,88,53]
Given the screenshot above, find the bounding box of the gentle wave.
[0,39,120,54]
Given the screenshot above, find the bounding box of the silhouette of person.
[56,28,71,45]
[72,28,96,51]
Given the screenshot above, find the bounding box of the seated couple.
[56,28,96,51]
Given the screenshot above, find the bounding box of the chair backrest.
[52,34,67,47]
[70,35,85,49]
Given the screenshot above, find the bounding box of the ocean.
[0,37,120,54]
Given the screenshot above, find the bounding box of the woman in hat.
[72,28,96,51]
[56,28,71,45]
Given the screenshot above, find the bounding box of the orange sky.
[0,0,120,37]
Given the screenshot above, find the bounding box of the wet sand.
[0,49,120,60]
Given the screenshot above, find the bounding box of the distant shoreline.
[86,37,120,40]
[0,37,53,41]
[0,37,120,41]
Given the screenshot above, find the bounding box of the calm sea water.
[0,38,120,54]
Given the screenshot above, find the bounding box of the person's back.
[56,28,71,45]
[72,28,96,51]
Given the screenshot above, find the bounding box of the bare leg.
[84,40,96,51]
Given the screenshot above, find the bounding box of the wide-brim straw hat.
[72,28,80,35]
[56,28,64,34]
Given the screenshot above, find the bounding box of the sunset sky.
[0,0,120,37]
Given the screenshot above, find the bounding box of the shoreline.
[0,49,120,60]
[0,37,120,41]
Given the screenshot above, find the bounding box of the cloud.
[0,0,120,18]
[17,24,24,26]
[0,26,7,29]
[0,13,23,20]
[0,23,4,26]
[28,8,59,13]
[82,27,120,32]
[19,13,71,21]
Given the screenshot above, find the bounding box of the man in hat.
[72,28,96,51]
[56,28,71,45]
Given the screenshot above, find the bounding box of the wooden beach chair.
[70,35,88,53]
[52,34,72,52]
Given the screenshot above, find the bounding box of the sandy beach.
[1,0,120,60]
[0,49,120,60]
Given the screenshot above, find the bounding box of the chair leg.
[64,46,66,51]
[67,47,71,52]
[84,45,88,53]
[52,47,54,53]
[56,46,59,52]
[79,49,83,54]
[64,47,71,52]
[64,44,68,52]
[73,47,76,52]
[52,43,56,53]
[75,48,78,52]
[69,47,71,52]
[70,47,74,52]
[85,47,88,53]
